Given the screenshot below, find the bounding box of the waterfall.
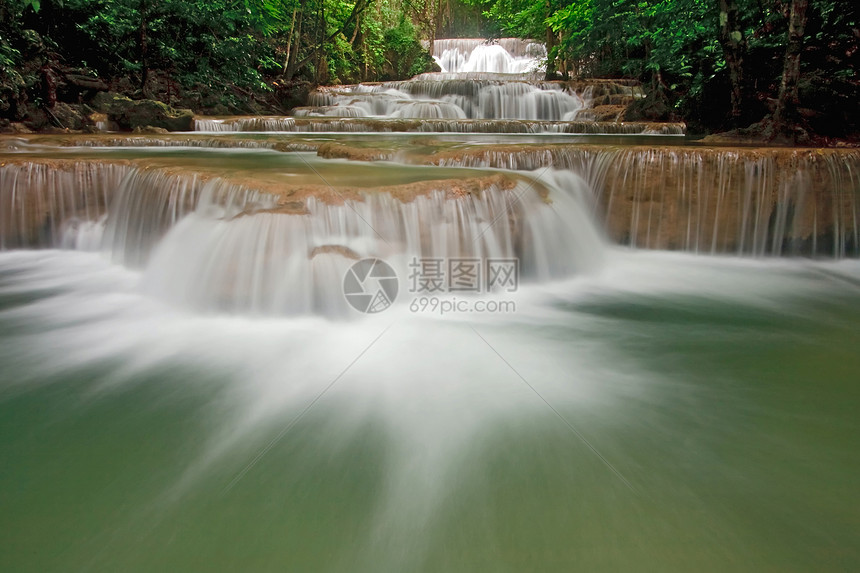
[0,161,130,249]
[0,159,604,316]
[194,117,682,134]
[195,79,662,131]
[141,174,602,317]
[0,160,274,260]
[433,146,860,257]
[185,37,657,133]
[257,37,639,126]
[193,117,298,132]
[188,38,663,131]
[293,82,588,122]
[71,136,319,152]
[432,38,546,74]
[6,145,856,263]
[100,170,276,267]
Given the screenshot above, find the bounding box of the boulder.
[589,104,627,122]
[50,102,90,130]
[93,93,194,132]
[132,125,170,134]
[6,122,33,134]
[22,107,50,130]
[623,94,671,122]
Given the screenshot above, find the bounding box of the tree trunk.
[718,0,745,125]
[544,0,557,80]
[772,0,809,133]
[285,3,304,81]
[289,0,369,79]
[282,7,298,75]
[350,11,361,44]
[139,0,149,91]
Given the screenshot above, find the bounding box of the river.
[1,39,858,572]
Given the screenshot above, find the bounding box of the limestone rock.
[0,120,33,134]
[132,125,170,134]
[623,95,671,122]
[93,93,194,132]
[50,103,89,130]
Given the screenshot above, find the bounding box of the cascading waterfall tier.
[429,145,860,257]
[301,79,642,118]
[271,39,652,128]
[0,160,131,249]
[300,80,587,121]
[188,37,662,132]
[193,117,299,132]
[194,116,681,135]
[0,157,604,316]
[2,134,320,152]
[180,34,668,134]
[0,159,275,261]
[141,173,602,317]
[294,81,594,123]
[432,38,546,74]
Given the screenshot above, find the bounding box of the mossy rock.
[132,125,170,134]
[93,93,193,131]
[623,95,671,122]
[51,103,90,130]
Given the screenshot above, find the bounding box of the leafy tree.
[477,0,857,135]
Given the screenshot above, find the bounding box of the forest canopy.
[0,0,457,117]
[1,0,858,138]
[469,0,859,136]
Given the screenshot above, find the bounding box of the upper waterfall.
[432,38,546,75]
[188,38,669,133]
[274,37,624,127]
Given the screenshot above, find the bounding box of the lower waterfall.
[431,145,860,257]
[1,141,860,573]
[0,155,604,316]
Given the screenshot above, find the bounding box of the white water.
[2,143,860,570]
[432,38,546,74]
[282,38,593,123]
[3,243,859,570]
[139,172,602,317]
[194,117,681,134]
[437,147,860,257]
[296,81,587,122]
[0,156,604,317]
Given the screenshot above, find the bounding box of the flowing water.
[194,39,658,132]
[1,39,860,572]
[432,38,546,74]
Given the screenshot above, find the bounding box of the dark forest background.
[1,0,857,139]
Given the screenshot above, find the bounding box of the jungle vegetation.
[1,0,857,138]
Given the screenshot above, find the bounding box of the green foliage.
[67,0,274,92]
[382,16,434,79]
[0,0,440,117]
[477,0,858,132]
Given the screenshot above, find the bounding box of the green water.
[1,251,858,572]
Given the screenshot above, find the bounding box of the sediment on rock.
[193,116,685,135]
[428,145,860,257]
[0,157,525,249]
